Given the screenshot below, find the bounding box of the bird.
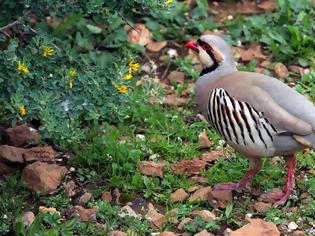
[185,34,315,206]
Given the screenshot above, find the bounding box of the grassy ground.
[1,0,315,235]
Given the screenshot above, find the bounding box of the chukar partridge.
[185,35,315,206]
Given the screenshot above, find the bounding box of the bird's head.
[185,34,236,75]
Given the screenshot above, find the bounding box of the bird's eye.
[202,44,212,51]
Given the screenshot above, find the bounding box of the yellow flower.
[68,69,77,78]
[69,79,74,89]
[42,46,55,57]
[123,73,133,81]
[17,61,30,75]
[165,0,173,4]
[128,60,140,72]
[116,85,128,94]
[19,105,26,116]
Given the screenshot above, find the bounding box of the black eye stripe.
[197,39,203,46]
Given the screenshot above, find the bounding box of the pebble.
[288,221,298,231]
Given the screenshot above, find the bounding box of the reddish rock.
[146,203,166,228]
[0,145,24,163]
[230,219,280,236]
[78,192,92,205]
[128,23,152,46]
[188,186,202,193]
[23,146,55,162]
[168,70,185,84]
[178,217,193,230]
[111,231,127,236]
[191,210,216,222]
[189,186,212,202]
[159,232,176,236]
[254,202,272,212]
[140,161,164,178]
[6,125,40,147]
[101,191,112,202]
[195,230,213,236]
[170,188,189,203]
[64,180,76,197]
[190,176,208,183]
[0,162,13,175]
[289,65,305,76]
[72,206,97,222]
[172,159,207,175]
[198,129,211,148]
[292,230,305,236]
[207,189,233,209]
[201,150,225,162]
[147,41,167,52]
[22,161,67,193]
[274,63,289,78]
[22,211,35,226]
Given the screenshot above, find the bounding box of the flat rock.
[195,230,214,236]
[0,145,24,163]
[274,63,289,78]
[207,189,233,209]
[189,186,212,202]
[191,210,216,222]
[0,162,13,175]
[172,159,207,175]
[201,150,225,162]
[254,202,272,212]
[64,180,76,197]
[119,205,141,218]
[159,232,177,236]
[22,211,35,226]
[22,161,67,193]
[111,231,127,236]
[146,203,166,228]
[78,192,92,205]
[5,125,40,147]
[170,188,189,203]
[167,70,185,84]
[198,129,211,148]
[230,218,280,236]
[147,41,167,52]
[101,191,112,203]
[72,206,97,222]
[178,217,193,230]
[140,161,164,178]
[128,23,152,46]
[23,146,55,162]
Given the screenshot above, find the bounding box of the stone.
[22,161,67,193]
[207,189,233,209]
[195,230,213,236]
[191,210,216,222]
[201,150,225,162]
[101,191,112,203]
[172,159,207,175]
[253,202,272,212]
[198,129,211,148]
[159,232,176,236]
[170,188,189,203]
[111,231,127,236]
[22,211,35,226]
[167,71,185,84]
[146,203,166,227]
[128,23,152,46]
[23,146,55,162]
[64,180,76,197]
[189,186,212,202]
[78,192,92,205]
[188,186,202,193]
[178,217,193,230]
[230,218,280,236]
[292,230,305,236]
[274,63,289,78]
[288,222,298,231]
[0,162,13,175]
[147,41,167,52]
[0,145,24,163]
[140,161,164,178]
[6,125,40,147]
[72,206,97,222]
[119,205,141,218]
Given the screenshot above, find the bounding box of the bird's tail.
[306,133,315,149]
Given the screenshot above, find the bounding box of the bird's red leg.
[214,158,262,191]
[259,154,297,206]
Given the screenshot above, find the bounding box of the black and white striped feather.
[207,88,278,150]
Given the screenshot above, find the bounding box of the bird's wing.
[208,71,315,136]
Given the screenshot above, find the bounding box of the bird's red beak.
[185,40,198,51]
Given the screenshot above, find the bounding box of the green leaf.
[86,24,102,34]
[196,0,208,17]
[225,203,233,218]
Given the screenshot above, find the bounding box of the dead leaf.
[167,71,185,84]
[253,202,272,212]
[170,188,189,203]
[146,41,167,52]
[181,83,195,96]
[260,60,271,68]
[72,206,97,222]
[127,23,152,46]
[189,186,212,202]
[171,158,207,175]
[207,189,233,209]
[191,210,216,222]
[146,203,166,228]
[188,185,202,193]
[201,150,225,162]
[274,63,289,78]
[229,218,280,236]
[39,206,57,213]
[198,129,211,148]
[140,161,164,178]
[101,191,112,203]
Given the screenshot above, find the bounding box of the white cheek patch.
[198,47,214,67]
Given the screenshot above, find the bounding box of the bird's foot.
[213,182,241,191]
[259,190,292,207]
